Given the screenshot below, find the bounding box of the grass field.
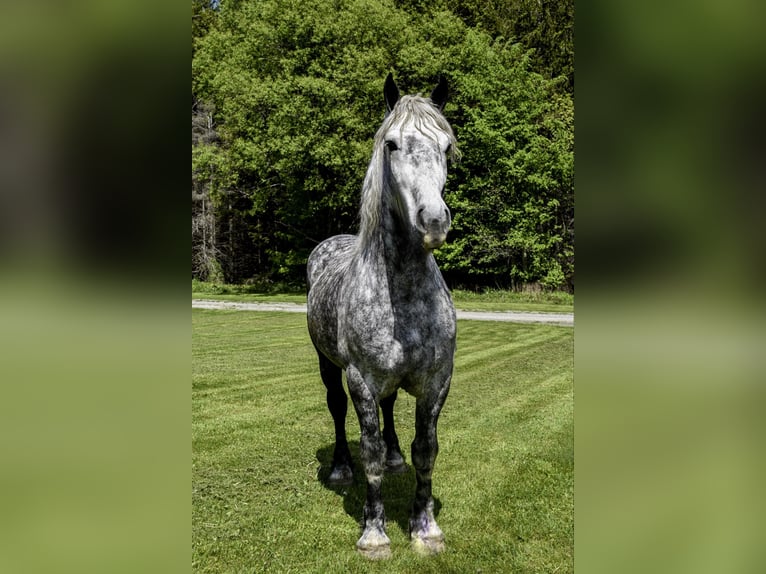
[193,310,573,573]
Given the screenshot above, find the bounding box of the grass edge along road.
[191,299,574,327]
[193,310,573,573]
[191,279,573,314]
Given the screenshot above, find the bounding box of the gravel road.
[192,299,573,327]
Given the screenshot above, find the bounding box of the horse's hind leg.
[317,350,353,486]
[380,391,407,474]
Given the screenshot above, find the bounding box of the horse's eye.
[385,140,399,152]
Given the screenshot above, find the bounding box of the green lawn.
[193,310,573,573]
[450,288,573,313]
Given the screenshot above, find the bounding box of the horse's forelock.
[375,96,459,159]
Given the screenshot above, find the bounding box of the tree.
[192,102,223,281]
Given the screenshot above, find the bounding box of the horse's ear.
[430,75,448,111]
[384,73,400,114]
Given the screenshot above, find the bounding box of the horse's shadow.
[316,441,442,537]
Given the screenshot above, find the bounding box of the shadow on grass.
[316,441,442,538]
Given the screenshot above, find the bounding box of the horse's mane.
[357,95,460,251]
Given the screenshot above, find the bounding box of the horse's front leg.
[346,365,391,559]
[410,373,451,555]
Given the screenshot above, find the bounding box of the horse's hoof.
[357,543,392,560]
[326,465,353,486]
[385,449,407,474]
[410,514,445,556]
[356,528,391,560]
[411,535,446,556]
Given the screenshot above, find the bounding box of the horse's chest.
[340,297,454,379]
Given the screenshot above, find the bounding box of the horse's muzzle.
[422,231,448,250]
[418,205,451,250]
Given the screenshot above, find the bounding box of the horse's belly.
[307,235,356,367]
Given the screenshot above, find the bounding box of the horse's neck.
[372,208,440,299]
[354,185,442,303]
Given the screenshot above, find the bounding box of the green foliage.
[435,32,574,289]
[192,0,218,58]
[192,0,574,290]
[443,0,574,88]
[192,278,306,297]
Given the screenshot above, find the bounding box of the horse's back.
[307,235,356,365]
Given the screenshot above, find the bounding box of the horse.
[306,73,459,559]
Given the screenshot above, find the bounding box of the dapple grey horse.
[307,73,459,558]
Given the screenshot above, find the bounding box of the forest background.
[192,0,574,291]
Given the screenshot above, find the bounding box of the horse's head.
[377,74,458,251]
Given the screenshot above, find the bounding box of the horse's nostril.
[418,205,451,231]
